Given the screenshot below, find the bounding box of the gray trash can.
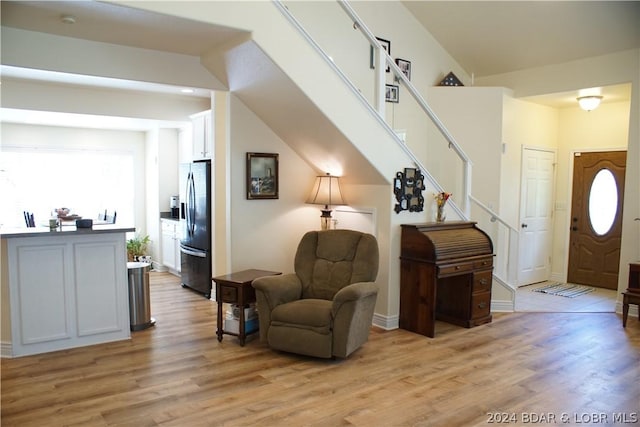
[127,262,155,331]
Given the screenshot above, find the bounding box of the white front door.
[518,147,556,286]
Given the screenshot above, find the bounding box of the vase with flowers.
[434,192,451,222]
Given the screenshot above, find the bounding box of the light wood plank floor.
[2,272,639,427]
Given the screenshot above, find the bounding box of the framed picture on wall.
[370,37,391,72]
[385,84,399,103]
[246,152,279,199]
[395,58,411,80]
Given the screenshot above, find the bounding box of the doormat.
[532,282,595,298]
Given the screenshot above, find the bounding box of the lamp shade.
[577,96,603,111]
[306,174,346,207]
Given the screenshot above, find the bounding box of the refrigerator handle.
[188,172,196,235]
[180,245,206,258]
[184,172,189,233]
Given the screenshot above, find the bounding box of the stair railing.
[274,0,519,287]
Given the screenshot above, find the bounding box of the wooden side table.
[213,269,280,346]
[622,263,640,327]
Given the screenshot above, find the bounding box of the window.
[588,168,618,236]
[1,147,134,228]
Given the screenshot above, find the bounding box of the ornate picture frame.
[246,152,279,199]
[393,168,425,213]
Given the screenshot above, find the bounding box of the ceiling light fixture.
[577,95,603,112]
[61,15,76,24]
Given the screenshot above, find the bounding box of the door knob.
[571,226,578,231]
[521,223,528,228]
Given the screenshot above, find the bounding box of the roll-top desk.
[400,221,494,338]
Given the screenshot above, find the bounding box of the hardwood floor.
[2,272,639,427]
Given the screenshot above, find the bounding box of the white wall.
[1,77,210,123]
[228,95,319,274]
[1,27,223,91]
[479,49,639,296]
[553,101,631,281]
[145,128,181,265]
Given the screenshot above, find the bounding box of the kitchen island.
[1,224,135,357]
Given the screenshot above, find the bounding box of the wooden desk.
[213,269,280,346]
[400,222,494,338]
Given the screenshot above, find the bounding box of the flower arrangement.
[434,192,452,207]
[434,192,451,222]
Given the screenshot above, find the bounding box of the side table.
[213,269,280,346]
[622,262,640,327]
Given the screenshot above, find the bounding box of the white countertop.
[0,224,135,238]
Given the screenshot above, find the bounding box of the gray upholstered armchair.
[252,229,379,358]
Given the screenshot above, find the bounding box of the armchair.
[252,229,379,358]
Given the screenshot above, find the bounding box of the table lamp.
[306,173,346,230]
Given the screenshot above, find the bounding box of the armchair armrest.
[331,282,379,358]
[253,273,302,342]
[333,282,378,306]
[252,273,302,311]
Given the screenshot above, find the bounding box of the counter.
[0,224,134,238]
[1,225,135,357]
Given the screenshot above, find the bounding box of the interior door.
[518,147,556,286]
[567,151,626,289]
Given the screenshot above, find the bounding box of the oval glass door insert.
[588,168,618,235]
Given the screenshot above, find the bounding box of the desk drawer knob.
[478,302,487,309]
[455,266,461,270]
[479,278,488,285]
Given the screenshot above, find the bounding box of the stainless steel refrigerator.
[180,160,212,299]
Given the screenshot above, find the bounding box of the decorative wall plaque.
[394,168,425,213]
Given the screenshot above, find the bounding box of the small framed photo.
[395,58,411,81]
[246,152,279,199]
[370,37,391,72]
[385,84,399,103]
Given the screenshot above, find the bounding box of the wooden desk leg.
[622,294,629,328]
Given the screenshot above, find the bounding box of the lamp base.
[320,209,332,230]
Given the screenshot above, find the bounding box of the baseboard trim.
[1,341,13,358]
[372,313,398,330]
[491,299,515,312]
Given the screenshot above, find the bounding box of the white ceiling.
[402,1,640,78]
[2,1,639,113]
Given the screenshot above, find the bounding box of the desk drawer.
[474,257,493,269]
[219,285,238,303]
[471,292,491,319]
[473,271,492,293]
[438,261,474,276]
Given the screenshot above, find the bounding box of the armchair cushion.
[271,299,332,334]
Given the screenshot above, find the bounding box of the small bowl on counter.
[76,219,93,229]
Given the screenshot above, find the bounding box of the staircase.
[126,0,519,322]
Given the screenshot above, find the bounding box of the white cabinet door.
[174,223,182,273]
[13,243,72,344]
[161,229,176,270]
[161,219,181,273]
[74,240,124,336]
[191,110,212,160]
